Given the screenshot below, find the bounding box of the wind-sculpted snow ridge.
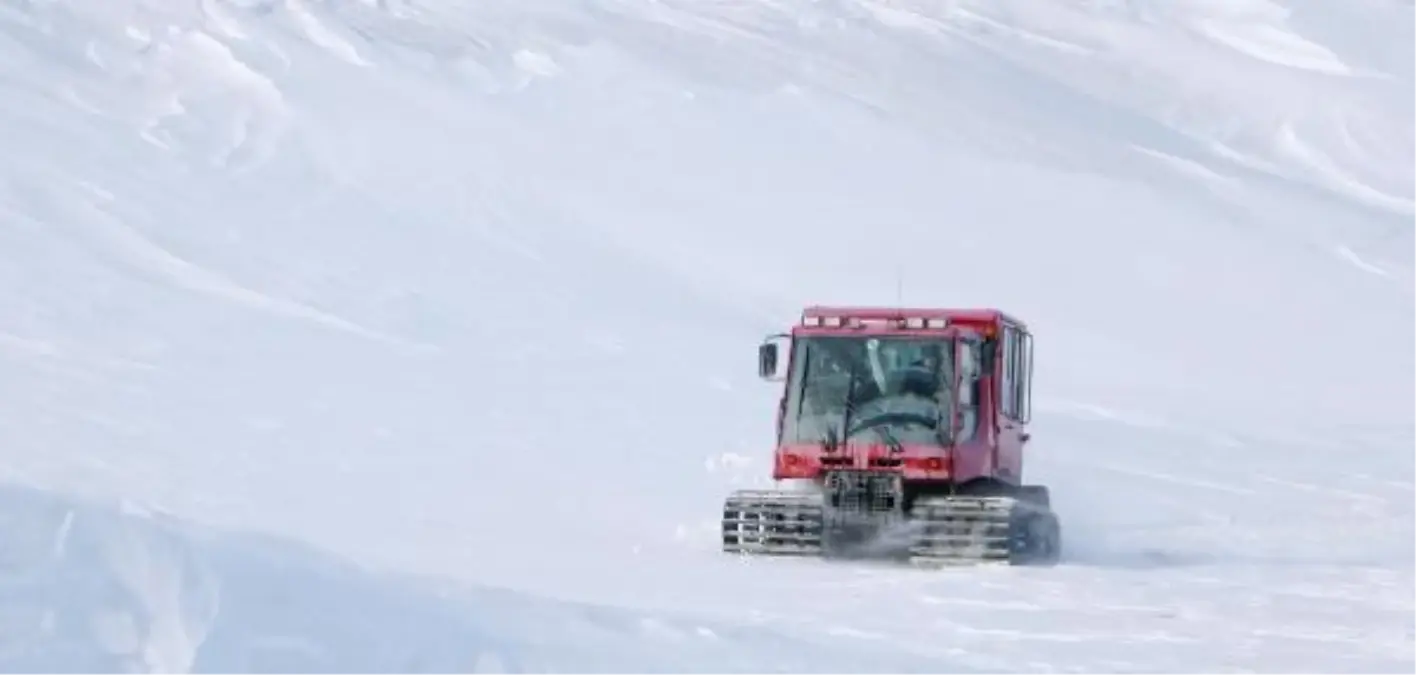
[0,481,966,673]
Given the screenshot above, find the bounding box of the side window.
[999,328,1017,419]
[956,339,980,441]
[1019,331,1033,423]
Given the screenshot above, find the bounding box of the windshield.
[781,336,955,447]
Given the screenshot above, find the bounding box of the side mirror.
[758,342,779,379]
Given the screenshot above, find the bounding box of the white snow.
[0,0,1411,671]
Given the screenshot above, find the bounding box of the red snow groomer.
[722,306,1061,566]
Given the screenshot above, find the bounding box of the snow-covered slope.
[1,0,1410,671]
[0,482,962,672]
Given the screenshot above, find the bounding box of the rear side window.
[1000,325,1032,422]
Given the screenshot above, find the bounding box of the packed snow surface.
[0,0,1411,671]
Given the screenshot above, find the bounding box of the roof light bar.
[802,313,949,329]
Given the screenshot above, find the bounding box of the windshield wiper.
[845,413,929,454]
[875,423,903,454]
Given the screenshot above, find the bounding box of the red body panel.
[772,439,996,482]
[769,306,1032,488]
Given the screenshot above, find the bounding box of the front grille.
[823,470,903,516]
